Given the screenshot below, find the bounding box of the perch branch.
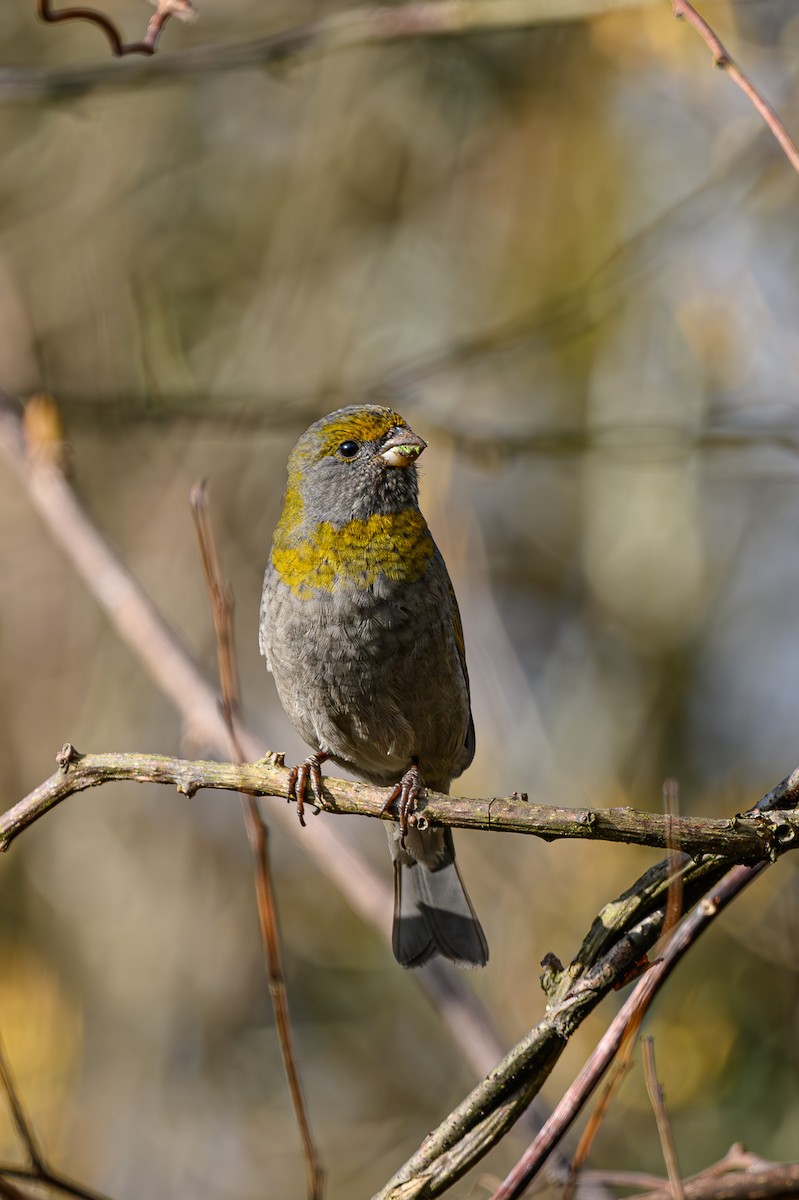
[3,745,799,861]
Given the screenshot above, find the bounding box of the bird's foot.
[287,751,328,826]
[382,759,422,846]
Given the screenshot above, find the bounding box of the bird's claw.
[287,752,327,826]
[382,761,422,847]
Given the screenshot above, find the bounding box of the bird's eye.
[338,440,360,459]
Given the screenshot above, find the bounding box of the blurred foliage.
[2,0,799,1196]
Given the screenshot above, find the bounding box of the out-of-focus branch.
[672,0,799,176]
[2,0,661,101]
[4,744,799,861]
[0,1035,116,1200]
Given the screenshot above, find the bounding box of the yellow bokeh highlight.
[0,946,82,1158]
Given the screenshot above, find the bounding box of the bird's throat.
[272,508,435,596]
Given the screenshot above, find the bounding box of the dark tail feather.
[390,827,488,969]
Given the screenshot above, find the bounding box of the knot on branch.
[55,743,82,772]
[751,811,799,861]
[259,750,286,768]
[175,770,202,799]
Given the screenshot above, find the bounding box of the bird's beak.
[378,429,427,468]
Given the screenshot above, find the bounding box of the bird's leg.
[287,751,328,826]
[381,758,422,846]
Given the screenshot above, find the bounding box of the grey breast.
[260,559,471,788]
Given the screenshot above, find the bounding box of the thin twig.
[0,1031,117,1200]
[0,1036,45,1174]
[189,482,323,1200]
[672,0,799,176]
[641,1039,684,1200]
[0,1167,116,1200]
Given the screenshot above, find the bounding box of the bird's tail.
[388,825,488,968]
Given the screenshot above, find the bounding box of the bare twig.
[642,1039,684,1200]
[672,0,799,176]
[0,1036,46,1174]
[189,482,323,1200]
[0,1167,115,1200]
[37,0,195,58]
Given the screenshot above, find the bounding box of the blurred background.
[1,0,799,1195]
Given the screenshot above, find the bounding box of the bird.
[259,404,488,969]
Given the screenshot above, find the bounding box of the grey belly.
[261,572,470,789]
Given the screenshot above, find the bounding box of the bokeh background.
[1,0,799,1195]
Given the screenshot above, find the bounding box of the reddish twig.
[37,0,195,58]
[189,482,324,1200]
[672,0,799,176]
[661,780,684,947]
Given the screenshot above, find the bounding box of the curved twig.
[36,0,192,57]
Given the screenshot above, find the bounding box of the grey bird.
[259,404,488,968]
